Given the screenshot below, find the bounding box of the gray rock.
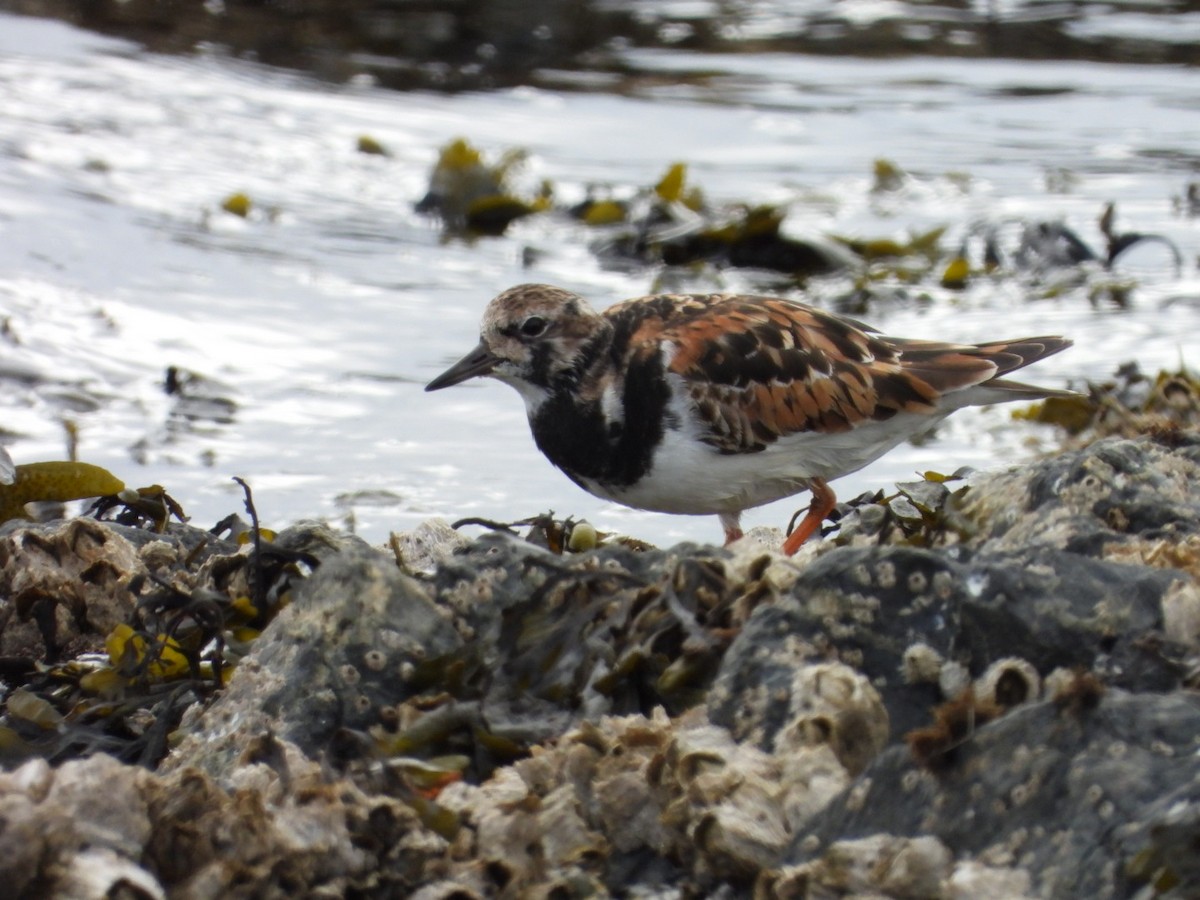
[779,689,1200,898]
[167,534,464,779]
[712,435,1200,747]
[2,434,1199,897]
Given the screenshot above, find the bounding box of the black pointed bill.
[425,341,500,391]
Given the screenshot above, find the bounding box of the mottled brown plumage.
[427,284,1074,554]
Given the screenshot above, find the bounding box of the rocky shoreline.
[1,0,1196,92]
[0,431,1197,897]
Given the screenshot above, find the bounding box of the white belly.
[577,408,952,516]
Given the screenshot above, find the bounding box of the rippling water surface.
[0,13,1197,545]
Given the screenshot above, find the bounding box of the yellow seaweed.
[0,461,125,523]
[356,135,389,156]
[438,137,483,170]
[1012,395,1096,434]
[941,254,970,288]
[106,623,190,680]
[872,157,906,191]
[653,162,704,210]
[655,162,687,202]
[581,199,627,226]
[221,192,252,217]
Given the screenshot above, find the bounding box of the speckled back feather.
[604,293,1071,454]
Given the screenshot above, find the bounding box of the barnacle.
[974,657,1041,710]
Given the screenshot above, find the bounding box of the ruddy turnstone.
[426,284,1072,555]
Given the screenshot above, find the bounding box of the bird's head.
[425,284,607,407]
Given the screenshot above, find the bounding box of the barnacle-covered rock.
[710,655,889,777]
[390,517,470,576]
[168,529,792,784]
[0,755,154,897]
[780,689,1200,898]
[762,834,953,898]
[435,707,852,895]
[165,534,464,780]
[761,837,1037,898]
[1,433,1199,895]
[716,434,1200,745]
[0,518,144,658]
[0,740,443,898]
[959,434,1200,553]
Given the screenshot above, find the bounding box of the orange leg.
[781,479,837,556]
[719,512,744,546]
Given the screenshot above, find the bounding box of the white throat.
[493,372,551,415]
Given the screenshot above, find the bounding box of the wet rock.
[0,434,1198,895]
[391,516,470,576]
[434,707,853,895]
[777,689,1200,899]
[962,433,1200,552]
[0,517,236,660]
[170,530,768,783]
[762,833,955,898]
[0,0,647,91]
[4,0,1196,90]
[0,518,141,659]
[0,743,440,898]
[712,435,1200,745]
[166,533,464,779]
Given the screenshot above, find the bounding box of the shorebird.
[426,284,1072,554]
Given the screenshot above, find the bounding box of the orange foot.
[782,478,836,556]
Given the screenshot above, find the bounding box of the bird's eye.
[520,316,548,337]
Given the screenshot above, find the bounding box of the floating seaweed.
[569,192,629,226]
[416,137,549,236]
[832,225,946,263]
[355,134,389,156]
[1015,362,1200,444]
[1098,201,1183,272]
[1173,182,1199,217]
[220,192,252,218]
[950,202,1183,291]
[589,162,857,280]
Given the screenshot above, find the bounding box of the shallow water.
[0,13,1197,546]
